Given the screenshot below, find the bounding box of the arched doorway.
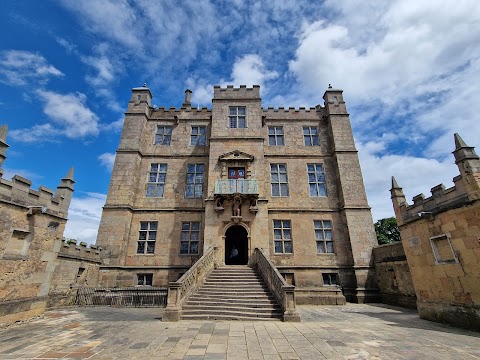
[225,225,248,265]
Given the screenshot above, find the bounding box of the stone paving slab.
[0,304,479,359]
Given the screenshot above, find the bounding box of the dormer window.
[229,106,246,128]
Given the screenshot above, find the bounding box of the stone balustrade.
[251,248,300,322]
[163,247,216,321]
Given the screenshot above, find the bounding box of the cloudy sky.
[1,0,479,244]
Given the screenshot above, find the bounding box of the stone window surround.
[268,126,284,146]
[185,164,204,198]
[154,125,173,145]
[137,273,153,286]
[190,125,207,146]
[430,233,459,265]
[308,163,327,197]
[303,126,320,146]
[180,222,200,255]
[146,163,167,198]
[322,272,339,286]
[137,221,157,255]
[228,106,247,128]
[2,228,31,259]
[270,163,289,197]
[273,219,293,254]
[314,220,334,254]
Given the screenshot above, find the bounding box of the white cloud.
[64,192,106,245]
[36,90,99,138]
[229,54,279,88]
[98,152,116,171]
[101,117,124,132]
[1,167,43,182]
[9,123,62,143]
[0,50,64,86]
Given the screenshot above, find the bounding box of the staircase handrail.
[164,246,216,321]
[251,247,300,321]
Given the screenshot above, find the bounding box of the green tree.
[374,217,401,245]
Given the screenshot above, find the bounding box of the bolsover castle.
[94,83,379,316]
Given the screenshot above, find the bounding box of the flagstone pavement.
[0,304,479,359]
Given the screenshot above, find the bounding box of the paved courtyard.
[0,304,478,360]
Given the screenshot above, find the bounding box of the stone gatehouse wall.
[373,242,416,308]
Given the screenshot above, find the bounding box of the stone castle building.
[95,84,379,305]
[390,134,480,331]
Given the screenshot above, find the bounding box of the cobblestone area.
[0,304,478,359]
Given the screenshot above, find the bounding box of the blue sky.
[1,0,479,244]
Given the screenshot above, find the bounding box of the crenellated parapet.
[391,134,480,226]
[213,85,261,100]
[59,239,103,263]
[262,106,324,120]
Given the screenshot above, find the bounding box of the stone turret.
[54,167,75,215]
[0,124,9,177]
[452,133,480,197]
[127,83,152,114]
[390,176,406,226]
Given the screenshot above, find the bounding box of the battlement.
[262,106,324,119]
[213,85,261,100]
[392,134,480,225]
[59,239,103,263]
[151,106,212,114]
[0,175,70,216]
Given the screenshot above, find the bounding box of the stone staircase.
[181,265,283,321]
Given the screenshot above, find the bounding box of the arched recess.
[223,222,250,265]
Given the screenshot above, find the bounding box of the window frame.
[137,221,157,255]
[146,163,167,198]
[322,273,338,286]
[268,126,284,146]
[190,126,207,146]
[154,125,173,145]
[137,273,153,286]
[303,126,320,146]
[273,220,293,254]
[228,106,247,128]
[314,220,334,254]
[430,233,459,264]
[308,164,327,197]
[180,222,200,255]
[270,163,289,197]
[185,164,204,198]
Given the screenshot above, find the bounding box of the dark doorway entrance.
[225,225,248,265]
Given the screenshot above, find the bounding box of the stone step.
[183,304,282,313]
[194,289,274,297]
[188,294,276,302]
[181,309,282,319]
[185,299,278,307]
[200,283,267,289]
[181,314,281,321]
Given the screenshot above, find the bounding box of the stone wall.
[391,134,480,331]
[373,242,416,308]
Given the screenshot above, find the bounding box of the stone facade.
[95,84,379,304]
[391,134,480,331]
[373,242,416,308]
[0,125,75,324]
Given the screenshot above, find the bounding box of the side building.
[391,134,480,331]
[0,125,75,323]
[96,84,379,304]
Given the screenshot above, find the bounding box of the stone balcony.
[214,179,258,195]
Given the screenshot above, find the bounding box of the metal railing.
[75,287,168,307]
[214,179,258,195]
[251,248,300,321]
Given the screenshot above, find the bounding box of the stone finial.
[454,133,468,149]
[390,176,405,199]
[391,176,400,189]
[65,167,74,180]
[0,125,7,142]
[328,84,332,89]
[143,83,147,88]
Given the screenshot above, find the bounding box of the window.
[322,273,338,286]
[430,234,458,264]
[4,230,30,256]
[229,106,246,128]
[191,126,206,146]
[137,222,157,254]
[303,126,320,146]
[146,163,167,197]
[273,220,292,254]
[180,222,200,255]
[315,220,333,253]
[268,126,284,146]
[137,273,153,286]
[270,164,289,196]
[155,126,172,145]
[308,164,327,197]
[185,164,204,198]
